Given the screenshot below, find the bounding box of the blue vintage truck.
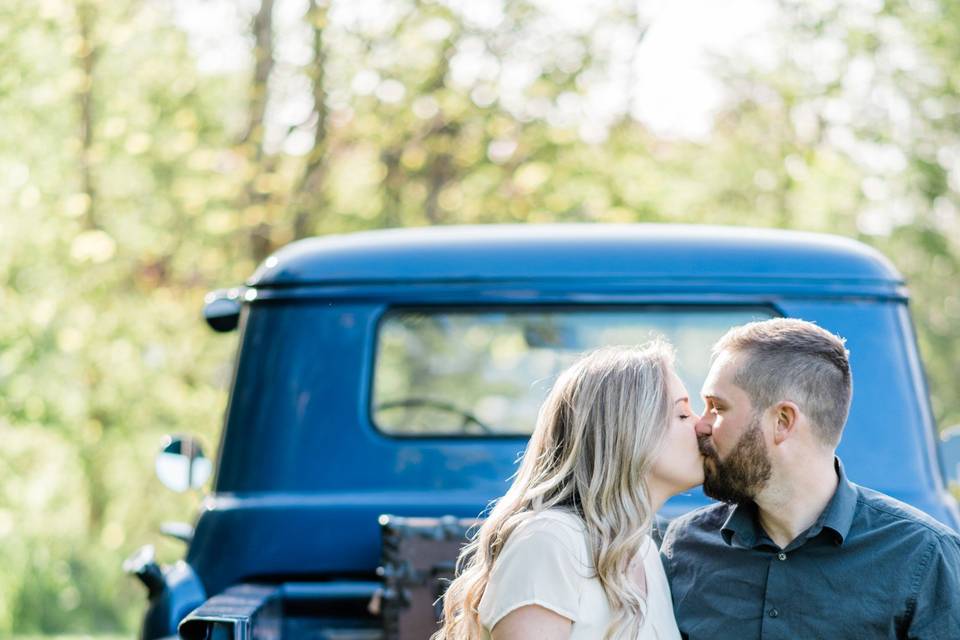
[127,224,960,639]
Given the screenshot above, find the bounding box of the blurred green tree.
[0,0,957,633]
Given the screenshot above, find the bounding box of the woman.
[433,341,703,640]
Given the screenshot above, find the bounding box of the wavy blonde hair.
[433,342,676,640]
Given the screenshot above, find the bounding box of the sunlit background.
[2,0,958,635]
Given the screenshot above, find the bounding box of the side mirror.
[123,543,165,597]
[940,425,960,492]
[155,435,213,493]
[203,288,243,332]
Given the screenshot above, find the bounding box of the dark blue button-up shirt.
[660,459,960,639]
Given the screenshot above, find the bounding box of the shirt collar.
[720,501,761,547]
[719,457,858,548]
[813,457,858,545]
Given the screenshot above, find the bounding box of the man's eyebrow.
[703,394,727,404]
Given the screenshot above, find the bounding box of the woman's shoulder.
[480,510,595,629]
[526,508,586,526]
[513,508,587,538]
[500,509,588,560]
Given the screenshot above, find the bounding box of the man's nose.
[695,415,713,437]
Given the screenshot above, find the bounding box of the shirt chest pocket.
[774,556,909,637]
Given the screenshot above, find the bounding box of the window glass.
[373,308,774,436]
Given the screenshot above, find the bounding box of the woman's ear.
[772,402,799,445]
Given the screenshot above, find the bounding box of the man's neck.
[753,456,839,549]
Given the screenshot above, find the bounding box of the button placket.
[760,547,790,636]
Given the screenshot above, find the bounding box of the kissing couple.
[433,318,960,640]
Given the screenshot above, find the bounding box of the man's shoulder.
[853,484,960,543]
[666,501,733,532]
[660,502,732,557]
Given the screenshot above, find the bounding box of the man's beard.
[698,415,772,504]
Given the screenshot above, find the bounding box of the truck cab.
[128,224,960,639]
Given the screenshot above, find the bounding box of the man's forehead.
[701,350,742,396]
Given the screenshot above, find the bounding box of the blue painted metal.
[280,581,381,601]
[159,225,956,634]
[942,426,960,486]
[248,224,903,288]
[179,583,281,640]
[139,560,206,640]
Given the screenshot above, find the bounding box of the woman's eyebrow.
[674,397,689,404]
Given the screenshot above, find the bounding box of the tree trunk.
[75,0,99,231]
[241,0,277,263]
[292,0,331,240]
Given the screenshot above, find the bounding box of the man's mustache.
[697,434,718,459]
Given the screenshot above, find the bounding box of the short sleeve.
[907,534,960,638]
[478,520,587,630]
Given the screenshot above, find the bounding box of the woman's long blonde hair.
[433,341,676,640]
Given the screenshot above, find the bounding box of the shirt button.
[777,552,787,561]
[769,608,780,618]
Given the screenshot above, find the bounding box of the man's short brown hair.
[713,318,852,446]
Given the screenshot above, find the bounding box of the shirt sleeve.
[477,522,586,630]
[906,533,960,639]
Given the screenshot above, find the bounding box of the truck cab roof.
[249,224,903,289]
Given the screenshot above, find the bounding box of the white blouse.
[478,509,680,640]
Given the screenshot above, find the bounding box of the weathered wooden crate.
[375,515,479,640]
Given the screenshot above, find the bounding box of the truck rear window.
[372,307,774,436]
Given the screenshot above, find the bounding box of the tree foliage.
[1,0,958,632]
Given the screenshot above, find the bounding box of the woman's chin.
[659,473,706,499]
[679,469,706,493]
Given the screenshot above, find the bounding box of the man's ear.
[772,402,800,445]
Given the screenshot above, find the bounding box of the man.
[660,318,960,639]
